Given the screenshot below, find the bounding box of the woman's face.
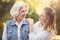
[39,10,46,23]
[17,6,28,20]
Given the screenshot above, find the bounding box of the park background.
[0,0,60,40]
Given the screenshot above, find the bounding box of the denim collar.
[10,18,28,26]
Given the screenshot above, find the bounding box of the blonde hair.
[10,1,29,17]
[43,7,56,32]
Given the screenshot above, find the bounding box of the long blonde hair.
[43,7,56,32]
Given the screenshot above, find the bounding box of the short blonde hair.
[10,1,29,17]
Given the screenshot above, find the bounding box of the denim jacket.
[2,19,29,40]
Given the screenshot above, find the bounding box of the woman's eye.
[21,10,27,12]
[41,15,43,17]
[22,11,25,12]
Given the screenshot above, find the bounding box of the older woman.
[2,1,30,40]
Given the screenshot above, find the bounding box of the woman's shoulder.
[6,19,15,25]
[33,21,40,26]
[33,21,40,28]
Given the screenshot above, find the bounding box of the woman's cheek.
[41,17,44,20]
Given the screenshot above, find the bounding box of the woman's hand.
[27,18,34,33]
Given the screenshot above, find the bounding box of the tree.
[0,0,15,40]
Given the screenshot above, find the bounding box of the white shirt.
[29,21,43,40]
[2,20,23,40]
[29,21,54,40]
[2,25,7,40]
[15,21,23,40]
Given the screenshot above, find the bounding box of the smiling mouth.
[21,14,25,17]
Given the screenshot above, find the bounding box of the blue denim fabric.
[6,19,29,40]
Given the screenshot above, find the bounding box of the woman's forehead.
[40,10,46,15]
[19,6,27,10]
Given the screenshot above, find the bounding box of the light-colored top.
[15,21,23,40]
[2,20,23,40]
[29,21,55,40]
[2,25,7,40]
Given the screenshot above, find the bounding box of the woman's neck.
[16,18,22,24]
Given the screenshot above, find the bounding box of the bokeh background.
[0,0,60,40]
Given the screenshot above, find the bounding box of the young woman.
[29,7,57,40]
